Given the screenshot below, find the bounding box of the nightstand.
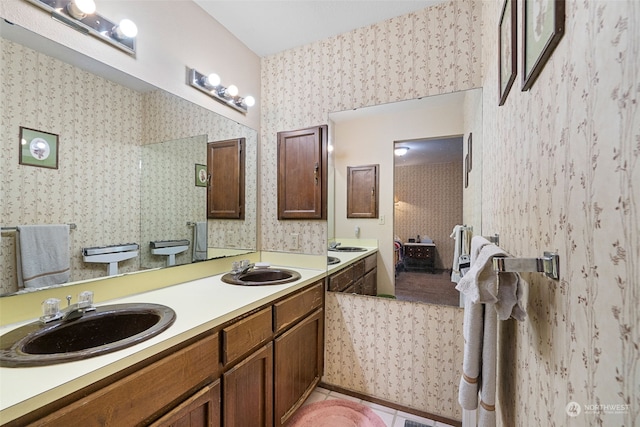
[403,242,436,273]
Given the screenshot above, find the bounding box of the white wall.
[0,0,261,130]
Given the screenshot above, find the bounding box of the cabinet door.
[223,343,273,427]
[207,138,245,219]
[150,380,221,427]
[277,125,327,219]
[274,309,324,426]
[346,164,379,218]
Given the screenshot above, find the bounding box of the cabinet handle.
[371,187,375,196]
[207,173,211,187]
[314,162,319,185]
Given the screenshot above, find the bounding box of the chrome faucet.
[40,291,95,324]
[231,260,254,275]
[329,242,341,250]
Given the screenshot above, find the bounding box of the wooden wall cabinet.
[207,138,245,219]
[346,164,379,218]
[277,125,327,220]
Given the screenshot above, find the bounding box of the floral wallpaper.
[481,0,639,426]
[263,0,639,424]
[324,292,464,420]
[261,0,481,420]
[0,38,142,294]
[395,161,463,270]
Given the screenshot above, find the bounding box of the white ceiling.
[193,0,444,57]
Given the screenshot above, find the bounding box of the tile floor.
[302,387,456,427]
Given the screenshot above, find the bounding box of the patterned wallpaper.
[395,161,463,270]
[480,0,639,426]
[0,40,258,294]
[0,38,142,294]
[324,292,464,420]
[261,0,482,420]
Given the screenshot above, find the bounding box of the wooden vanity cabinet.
[328,253,377,296]
[150,381,221,427]
[273,283,324,426]
[24,333,221,427]
[17,281,325,427]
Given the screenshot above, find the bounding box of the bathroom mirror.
[328,88,482,305]
[0,21,258,295]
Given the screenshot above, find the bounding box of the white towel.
[192,222,208,262]
[455,236,527,427]
[16,224,70,289]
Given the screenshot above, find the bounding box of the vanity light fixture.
[187,67,255,114]
[394,147,410,156]
[23,0,138,55]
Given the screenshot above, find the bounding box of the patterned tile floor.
[303,387,456,427]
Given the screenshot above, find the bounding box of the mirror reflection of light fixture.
[187,68,255,114]
[394,146,410,156]
[23,0,137,55]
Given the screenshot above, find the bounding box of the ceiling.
[193,0,444,57]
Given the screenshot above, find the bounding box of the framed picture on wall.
[19,126,59,169]
[499,0,517,105]
[195,164,208,187]
[522,0,565,91]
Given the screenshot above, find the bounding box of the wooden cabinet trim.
[149,380,221,427]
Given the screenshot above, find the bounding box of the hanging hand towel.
[16,224,70,289]
[192,222,208,262]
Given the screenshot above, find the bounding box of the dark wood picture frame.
[499,0,517,105]
[522,0,565,91]
[19,126,59,169]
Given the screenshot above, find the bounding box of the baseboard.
[318,382,462,427]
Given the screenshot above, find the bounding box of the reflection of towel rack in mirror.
[493,251,559,280]
[186,222,196,227]
[1,223,77,232]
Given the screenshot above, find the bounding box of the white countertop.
[0,265,324,424]
[327,246,378,274]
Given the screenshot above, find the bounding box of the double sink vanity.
[0,245,377,427]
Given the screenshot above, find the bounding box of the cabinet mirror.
[328,88,482,306]
[0,21,257,296]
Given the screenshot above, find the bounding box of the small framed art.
[195,164,208,187]
[522,0,565,91]
[19,127,59,169]
[499,0,517,105]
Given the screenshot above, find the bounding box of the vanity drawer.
[274,281,324,334]
[352,260,365,278]
[222,307,273,366]
[364,253,377,273]
[328,266,353,292]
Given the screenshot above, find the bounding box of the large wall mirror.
[328,88,482,305]
[0,21,257,296]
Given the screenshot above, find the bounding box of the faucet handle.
[41,298,62,323]
[78,291,95,310]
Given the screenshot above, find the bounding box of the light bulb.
[394,147,409,156]
[243,95,255,107]
[226,85,239,97]
[113,19,138,39]
[67,0,96,19]
[205,73,220,88]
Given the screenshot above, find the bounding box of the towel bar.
[1,223,77,232]
[492,251,559,280]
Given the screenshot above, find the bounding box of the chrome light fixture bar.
[23,0,137,55]
[187,68,255,114]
